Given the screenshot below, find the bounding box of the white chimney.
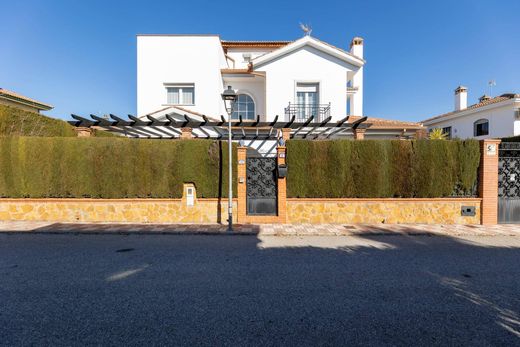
[350,37,364,59]
[454,86,468,111]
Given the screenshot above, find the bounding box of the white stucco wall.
[425,101,519,139]
[137,35,227,116]
[222,76,266,118]
[258,46,359,122]
[226,48,272,69]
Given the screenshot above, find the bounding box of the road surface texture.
[1,233,520,346]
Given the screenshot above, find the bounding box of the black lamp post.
[221,86,237,231]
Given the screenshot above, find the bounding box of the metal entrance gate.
[498,142,520,223]
[246,157,277,215]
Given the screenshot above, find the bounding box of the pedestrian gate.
[246,157,277,215]
[498,142,520,223]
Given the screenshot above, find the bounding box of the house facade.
[0,88,53,114]
[137,34,365,122]
[422,86,520,139]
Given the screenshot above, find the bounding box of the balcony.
[284,102,331,122]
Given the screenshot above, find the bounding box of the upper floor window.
[442,126,452,139]
[232,94,255,120]
[166,84,194,105]
[474,119,489,137]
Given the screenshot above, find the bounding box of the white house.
[133,33,424,154]
[137,34,366,121]
[422,86,520,139]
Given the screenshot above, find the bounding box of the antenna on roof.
[299,23,312,37]
[488,80,496,96]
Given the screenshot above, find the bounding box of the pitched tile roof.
[221,40,292,49]
[422,93,520,124]
[0,88,53,110]
[349,116,424,130]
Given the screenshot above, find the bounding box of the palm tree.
[429,128,448,140]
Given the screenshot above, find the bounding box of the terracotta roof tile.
[221,40,291,49]
[0,88,53,110]
[349,116,424,130]
[422,93,520,123]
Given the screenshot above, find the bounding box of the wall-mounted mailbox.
[186,187,194,206]
[461,206,476,216]
[277,164,287,178]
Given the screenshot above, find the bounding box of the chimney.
[350,37,364,59]
[479,94,491,103]
[454,86,468,111]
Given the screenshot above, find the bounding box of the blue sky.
[1,0,519,122]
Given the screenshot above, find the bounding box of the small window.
[442,126,452,139]
[166,84,195,105]
[232,94,255,120]
[474,119,489,137]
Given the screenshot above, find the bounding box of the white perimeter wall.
[259,46,359,122]
[426,102,519,139]
[137,35,227,116]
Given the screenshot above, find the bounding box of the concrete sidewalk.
[0,221,519,236]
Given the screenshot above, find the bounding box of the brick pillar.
[237,146,247,223]
[353,128,366,140]
[479,139,501,225]
[415,128,428,139]
[74,127,93,137]
[282,128,291,142]
[180,128,192,139]
[277,146,288,223]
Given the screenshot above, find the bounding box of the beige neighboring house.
[0,88,53,113]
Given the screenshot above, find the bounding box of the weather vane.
[488,80,496,96]
[299,23,312,36]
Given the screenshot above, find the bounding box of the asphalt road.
[1,233,520,346]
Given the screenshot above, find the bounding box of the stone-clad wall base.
[0,199,238,223]
[287,198,481,224]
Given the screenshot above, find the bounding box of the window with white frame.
[232,94,255,120]
[166,84,195,105]
[474,119,489,137]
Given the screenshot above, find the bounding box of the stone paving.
[0,221,519,236]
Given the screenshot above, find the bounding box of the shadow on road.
[0,231,519,345]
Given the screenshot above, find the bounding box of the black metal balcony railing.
[284,102,331,122]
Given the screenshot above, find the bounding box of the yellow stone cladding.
[286,199,481,224]
[0,199,237,224]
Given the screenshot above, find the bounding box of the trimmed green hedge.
[0,104,114,137]
[0,137,237,198]
[286,140,480,198]
[0,104,76,137]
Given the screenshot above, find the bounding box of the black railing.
[284,102,331,122]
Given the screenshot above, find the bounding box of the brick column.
[415,128,428,139]
[277,146,288,223]
[353,128,366,140]
[180,128,192,139]
[281,128,291,142]
[237,146,247,223]
[74,127,93,137]
[479,139,500,225]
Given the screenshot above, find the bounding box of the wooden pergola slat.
[68,114,370,140]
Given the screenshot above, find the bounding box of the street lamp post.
[221,86,238,232]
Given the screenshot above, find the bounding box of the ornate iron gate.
[498,142,520,223]
[246,157,277,215]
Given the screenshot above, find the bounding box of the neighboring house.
[0,88,53,114]
[422,86,520,139]
[136,34,423,141]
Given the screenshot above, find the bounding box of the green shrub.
[0,137,237,198]
[0,104,115,137]
[286,139,480,198]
